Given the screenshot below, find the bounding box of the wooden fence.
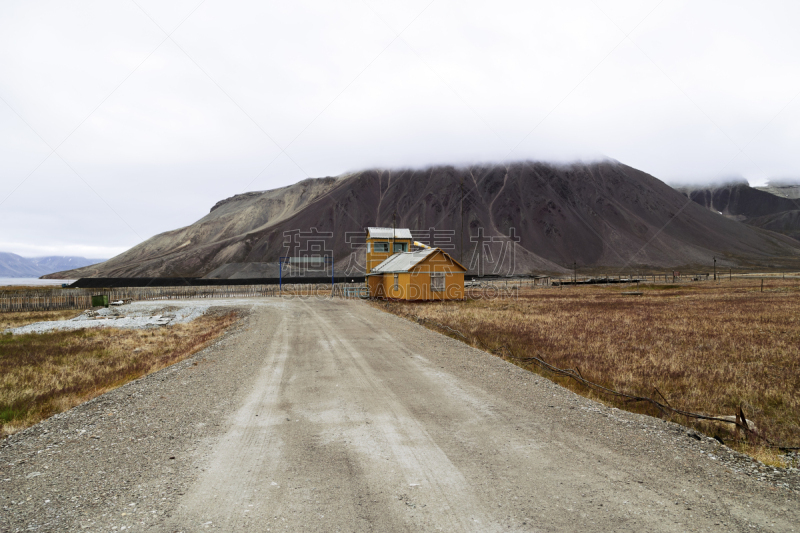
[331,283,370,298]
[0,285,287,313]
[0,293,95,312]
[2,272,772,312]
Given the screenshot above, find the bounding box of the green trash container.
[91,295,109,308]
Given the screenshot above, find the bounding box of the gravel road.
[1,298,797,532]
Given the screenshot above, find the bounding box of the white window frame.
[373,242,389,252]
[430,272,445,292]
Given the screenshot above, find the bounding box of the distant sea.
[0,278,76,287]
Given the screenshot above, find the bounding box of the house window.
[431,273,445,292]
[393,273,399,290]
[393,242,407,253]
[373,242,389,252]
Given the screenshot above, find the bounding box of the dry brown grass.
[0,285,68,292]
[378,278,800,461]
[0,309,82,330]
[0,311,238,437]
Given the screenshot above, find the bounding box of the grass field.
[0,311,238,437]
[0,285,70,292]
[0,309,82,330]
[378,278,800,464]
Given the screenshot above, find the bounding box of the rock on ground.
[4,302,212,335]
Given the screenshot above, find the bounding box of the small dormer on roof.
[365,227,414,272]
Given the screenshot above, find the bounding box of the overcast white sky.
[2,0,799,258]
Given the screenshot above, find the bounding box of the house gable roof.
[370,248,467,274]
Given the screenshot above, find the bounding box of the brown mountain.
[45,161,800,279]
[742,210,800,242]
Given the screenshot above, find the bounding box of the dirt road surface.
[1,298,797,532]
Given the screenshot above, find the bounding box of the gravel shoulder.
[1,298,797,532]
[4,302,213,334]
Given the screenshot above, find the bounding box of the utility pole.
[713,257,716,281]
[573,261,577,284]
[392,212,396,255]
[460,174,464,264]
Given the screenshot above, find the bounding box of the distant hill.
[756,180,800,200]
[0,253,107,278]
[675,183,798,220]
[745,210,800,241]
[44,161,800,279]
[676,182,800,241]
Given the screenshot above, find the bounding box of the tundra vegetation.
[379,278,800,465]
[0,311,237,437]
[0,309,82,330]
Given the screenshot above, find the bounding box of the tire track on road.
[167,309,290,530]
[300,299,502,532]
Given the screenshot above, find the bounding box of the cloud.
[767,177,800,187]
[0,240,121,259]
[1,0,799,256]
[667,175,750,188]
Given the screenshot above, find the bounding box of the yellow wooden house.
[365,227,466,301]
